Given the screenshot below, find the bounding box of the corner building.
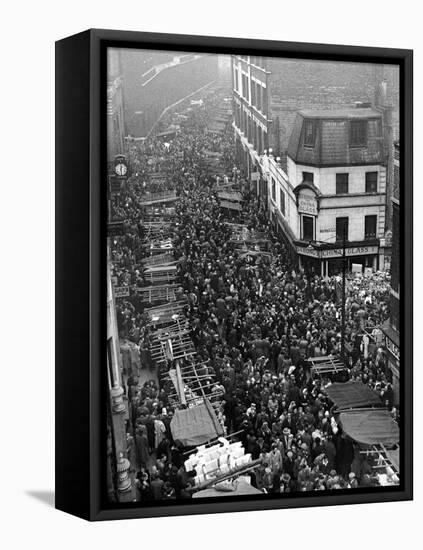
[274,107,387,276]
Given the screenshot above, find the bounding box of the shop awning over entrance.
[325,381,382,409]
[339,409,400,446]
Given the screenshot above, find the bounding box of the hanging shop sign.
[297,192,318,216]
[385,336,400,363]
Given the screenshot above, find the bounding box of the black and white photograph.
[106,46,403,506]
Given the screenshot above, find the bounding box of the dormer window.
[304,119,315,146]
[350,120,368,147]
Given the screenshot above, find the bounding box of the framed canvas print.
[55,29,413,521]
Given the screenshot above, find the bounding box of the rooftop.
[287,109,385,166]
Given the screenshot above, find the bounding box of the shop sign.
[107,220,125,237]
[114,286,130,298]
[297,244,379,259]
[251,171,260,181]
[296,246,320,258]
[385,336,400,362]
[108,175,122,195]
[321,245,378,259]
[298,193,318,216]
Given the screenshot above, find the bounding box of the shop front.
[296,243,380,277]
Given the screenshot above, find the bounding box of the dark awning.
[220,200,242,211]
[339,409,400,446]
[193,479,263,498]
[325,381,382,409]
[170,399,223,446]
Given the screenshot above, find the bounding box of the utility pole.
[341,227,347,362]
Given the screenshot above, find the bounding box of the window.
[365,172,378,193]
[280,189,286,216]
[336,173,349,194]
[302,215,314,241]
[258,127,263,154]
[107,338,115,387]
[242,74,248,100]
[271,178,276,201]
[234,68,239,92]
[336,217,349,242]
[350,120,367,146]
[302,171,314,183]
[256,84,262,111]
[365,215,377,240]
[304,119,315,146]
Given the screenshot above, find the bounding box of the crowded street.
[106,82,399,503]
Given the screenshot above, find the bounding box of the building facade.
[265,107,387,276]
[106,252,134,502]
[107,49,126,165]
[232,55,272,197]
[382,141,400,404]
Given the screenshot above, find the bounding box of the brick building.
[382,141,400,404]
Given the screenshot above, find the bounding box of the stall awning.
[170,399,224,446]
[193,479,263,498]
[220,200,242,211]
[339,409,400,446]
[325,381,382,409]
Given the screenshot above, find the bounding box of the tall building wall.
[121,53,218,138]
[107,49,126,162]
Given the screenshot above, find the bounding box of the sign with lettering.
[250,171,260,182]
[107,221,125,237]
[297,245,379,259]
[114,286,130,298]
[321,245,378,259]
[385,336,400,362]
[298,192,318,216]
[109,175,122,195]
[296,246,320,258]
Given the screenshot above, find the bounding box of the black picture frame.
[55,28,413,521]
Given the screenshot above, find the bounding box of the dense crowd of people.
[109,89,397,502]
